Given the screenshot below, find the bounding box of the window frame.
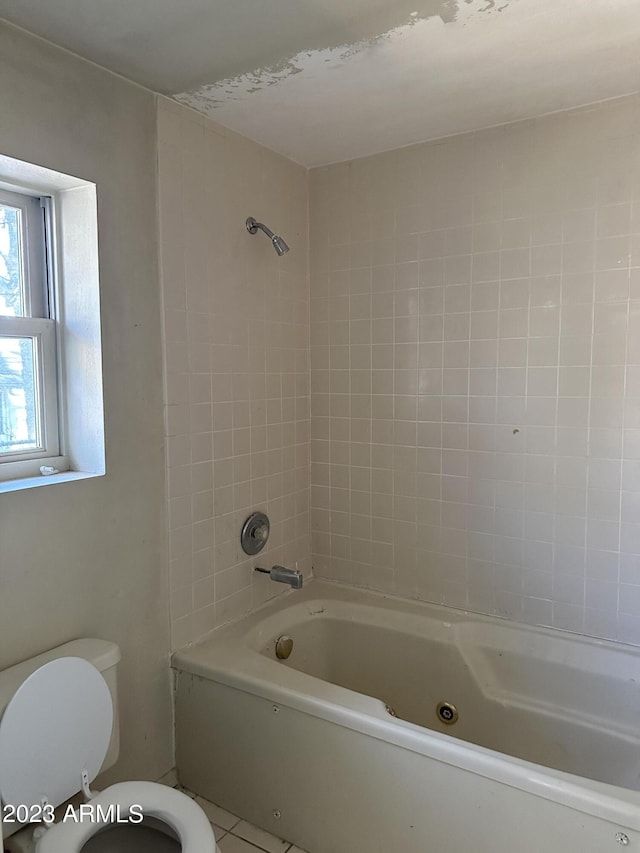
[0,153,105,493]
[0,185,63,479]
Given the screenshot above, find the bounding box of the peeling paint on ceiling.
[0,0,639,166]
[174,0,507,112]
[173,0,640,166]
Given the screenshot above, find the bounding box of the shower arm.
[246,217,274,239]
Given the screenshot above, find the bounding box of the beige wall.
[310,94,640,645]
[0,23,172,781]
[157,99,310,648]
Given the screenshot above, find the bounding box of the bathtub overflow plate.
[436,701,459,725]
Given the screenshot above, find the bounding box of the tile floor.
[182,789,309,853]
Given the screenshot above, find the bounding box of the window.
[0,188,59,472]
[0,153,105,491]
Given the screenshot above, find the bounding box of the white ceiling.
[1,0,639,166]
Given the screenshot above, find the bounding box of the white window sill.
[0,470,103,494]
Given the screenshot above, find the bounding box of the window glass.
[0,336,40,455]
[0,204,25,317]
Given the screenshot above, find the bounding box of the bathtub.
[173,581,640,852]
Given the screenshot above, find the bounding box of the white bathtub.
[173,581,640,852]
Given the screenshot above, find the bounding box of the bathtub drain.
[436,701,459,725]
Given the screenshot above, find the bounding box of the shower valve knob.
[241,511,270,555]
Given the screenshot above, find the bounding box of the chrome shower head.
[272,234,290,256]
[246,217,290,256]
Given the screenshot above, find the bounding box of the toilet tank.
[0,639,121,773]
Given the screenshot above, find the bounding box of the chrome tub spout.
[255,565,303,589]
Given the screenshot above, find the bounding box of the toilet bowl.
[6,783,221,852]
[0,642,220,853]
[30,783,218,852]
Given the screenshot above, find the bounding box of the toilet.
[0,639,220,852]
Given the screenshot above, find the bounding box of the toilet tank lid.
[0,639,120,717]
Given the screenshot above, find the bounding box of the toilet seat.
[0,658,217,853]
[35,781,217,852]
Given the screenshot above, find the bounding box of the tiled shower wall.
[309,94,640,644]
[158,98,310,648]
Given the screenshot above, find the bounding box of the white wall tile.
[159,99,310,648]
[310,93,640,646]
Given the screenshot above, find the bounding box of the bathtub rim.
[172,579,640,833]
